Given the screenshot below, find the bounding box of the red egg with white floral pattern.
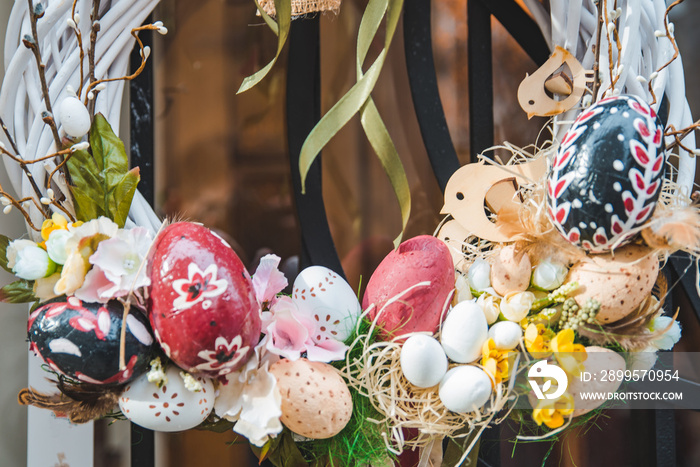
[28,298,156,385]
[148,222,261,377]
[547,95,666,253]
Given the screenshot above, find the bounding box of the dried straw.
[258,0,341,18]
[339,283,518,456]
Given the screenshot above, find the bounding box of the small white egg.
[293,266,361,342]
[58,96,91,138]
[119,366,215,432]
[440,300,488,363]
[400,334,448,388]
[488,321,523,350]
[439,366,492,413]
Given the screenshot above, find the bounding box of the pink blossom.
[251,254,288,306]
[75,227,152,302]
[263,296,348,363]
[263,297,308,360]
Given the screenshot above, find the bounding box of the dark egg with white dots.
[547,95,666,253]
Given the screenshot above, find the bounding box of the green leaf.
[0,279,37,304]
[237,0,291,94]
[108,167,140,228]
[67,113,138,227]
[250,430,306,467]
[299,0,410,247]
[0,235,13,273]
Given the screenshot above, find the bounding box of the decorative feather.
[18,379,122,424]
[642,204,700,254]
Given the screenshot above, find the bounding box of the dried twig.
[648,0,684,105]
[591,0,605,100]
[84,25,158,99]
[69,0,87,98]
[24,0,61,149]
[86,0,101,116]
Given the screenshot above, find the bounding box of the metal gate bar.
[129,24,156,467]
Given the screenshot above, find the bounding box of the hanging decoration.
[1,0,699,467]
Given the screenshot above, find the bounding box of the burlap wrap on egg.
[258,0,341,17]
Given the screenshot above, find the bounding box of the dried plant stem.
[665,122,700,155]
[84,25,157,98]
[648,0,683,105]
[86,0,101,116]
[0,188,41,231]
[70,0,86,98]
[591,0,604,100]
[25,0,61,149]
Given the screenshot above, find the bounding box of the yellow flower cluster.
[524,323,555,357]
[532,392,574,429]
[480,338,509,385]
[552,328,587,377]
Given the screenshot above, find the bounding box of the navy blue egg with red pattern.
[28,297,157,385]
[547,95,666,253]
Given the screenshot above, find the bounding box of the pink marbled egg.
[362,235,454,338]
[148,222,261,377]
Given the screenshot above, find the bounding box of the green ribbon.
[237,0,291,94]
[299,0,410,247]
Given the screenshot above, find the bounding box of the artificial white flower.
[75,227,153,302]
[34,273,61,301]
[45,229,71,265]
[180,371,203,392]
[648,315,681,350]
[147,358,168,387]
[11,242,55,280]
[499,291,535,322]
[467,258,491,292]
[54,250,89,296]
[476,293,500,324]
[6,239,36,269]
[628,346,658,372]
[454,273,473,304]
[531,260,568,291]
[214,339,282,447]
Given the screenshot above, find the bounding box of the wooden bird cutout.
[518,46,594,119]
[441,157,547,243]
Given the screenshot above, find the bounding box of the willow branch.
[86,0,101,116]
[648,0,683,105]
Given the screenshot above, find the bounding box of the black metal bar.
[403,0,461,192]
[669,252,700,324]
[655,410,676,467]
[479,0,550,66]
[286,16,345,278]
[466,5,500,464]
[129,22,155,467]
[467,0,494,157]
[130,26,154,206]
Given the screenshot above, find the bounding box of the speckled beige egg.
[567,244,658,324]
[270,358,352,439]
[490,244,531,295]
[568,346,626,417]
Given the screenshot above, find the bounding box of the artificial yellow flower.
[481,338,509,385]
[41,213,69,241]
[524,323,555,358]
[551,328,587,377]
[532,392,575,429]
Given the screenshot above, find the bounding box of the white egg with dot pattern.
[119,365,215,432]
[292,266,361,342]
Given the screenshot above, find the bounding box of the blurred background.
[0,0,699,465]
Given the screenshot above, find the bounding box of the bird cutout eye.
[517,46,594,119]
[441,157,547,243]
